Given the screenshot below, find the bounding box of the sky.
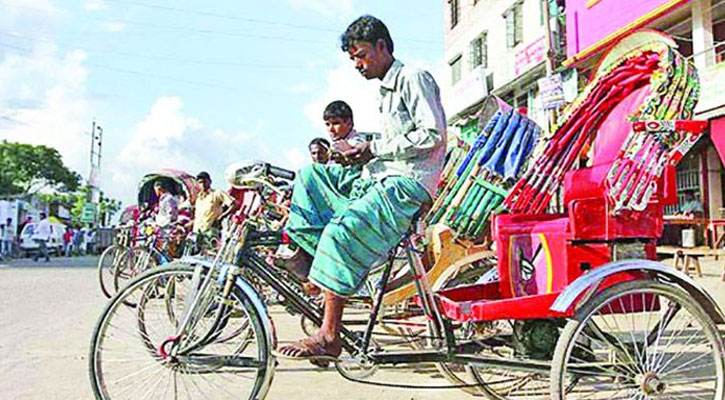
[0,0,446,211]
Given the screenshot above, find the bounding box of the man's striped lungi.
[285,163,430,296]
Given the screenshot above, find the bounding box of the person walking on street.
[33,213,52,262]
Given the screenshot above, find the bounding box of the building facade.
[443,0,566,132]
[563,0,725,220]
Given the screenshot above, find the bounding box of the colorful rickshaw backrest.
[137,168,199,208]
[495,30,705,301]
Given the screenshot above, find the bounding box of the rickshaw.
[89,31,725,400]
[97,169,200,297]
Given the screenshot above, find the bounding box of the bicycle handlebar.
[266,164,295,181]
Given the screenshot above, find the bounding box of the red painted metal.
[434,119,708,323]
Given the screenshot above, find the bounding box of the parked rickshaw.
[89,31,725,400]
[97,169,200,297]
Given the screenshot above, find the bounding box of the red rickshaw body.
[435,118,707,322]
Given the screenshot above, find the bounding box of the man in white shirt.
[154,181,179,228]
[33,213,52,262]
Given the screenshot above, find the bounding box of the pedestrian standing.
[4,217,15,259]
[85,224,97,255]
[63,226,73,257]
[73,225,84,256]
[0,224,6,260]
[33,213,51,262]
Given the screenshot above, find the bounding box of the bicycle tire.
[89,263,275,400]
[550,280,725,400]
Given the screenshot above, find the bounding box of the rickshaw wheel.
[550,280,725,400]
[466,320,551,399]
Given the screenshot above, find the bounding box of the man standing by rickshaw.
[191,171,236,250]
[276,15,447,362]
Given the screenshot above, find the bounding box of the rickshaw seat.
[564,163,664,241]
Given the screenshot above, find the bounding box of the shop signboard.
[449,64,489,117]
[515,36,546,76]
[565,0,689,65]
[696,62,725,116]
[538,73,565,110]
[81,203,96,223]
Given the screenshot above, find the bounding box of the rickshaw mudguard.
[550,259,725,324]
[178,256,277,397]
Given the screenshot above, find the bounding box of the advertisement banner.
[565,0,689,65]
[515,36,546,76]
[538,74,565,110]
[696,62,725,116]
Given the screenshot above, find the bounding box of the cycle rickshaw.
[97,169,200,297]
[89,31,725,400]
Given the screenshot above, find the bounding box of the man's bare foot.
[302,281,321,297]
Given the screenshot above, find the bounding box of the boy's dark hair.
[323,100,354,123]
[309,138,331,150]
[340,15,394,54]
[196,171,211,182]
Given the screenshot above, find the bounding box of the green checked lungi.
[286,164,430,296]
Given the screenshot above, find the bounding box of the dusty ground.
[0,255,723,399]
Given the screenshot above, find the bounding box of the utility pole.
[88,121,103,207]
[541,0,558,134]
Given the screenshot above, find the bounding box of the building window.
[450,0,459,28]
[504,1,523,48]
[470,32,488,69]
[450,54,463,85]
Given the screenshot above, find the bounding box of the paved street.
[0,257,475,400]
[1,256,724,399]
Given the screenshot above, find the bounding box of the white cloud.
[108,96,272,206]
[303,53,381,136]
[304,54,450,137]
[286,0,355,17]
[104,21,125,32]
[0,45,92,179]
[85,0,108,11]
[12,0,61,14]
[282,147,307,171]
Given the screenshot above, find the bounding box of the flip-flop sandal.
[273,340,340,368]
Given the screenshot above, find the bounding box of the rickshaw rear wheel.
[550,280,725,400]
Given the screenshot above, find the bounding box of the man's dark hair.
[323,100,354,123]
[40,212,46,219]
[340,15,394,54]
[196,171,211,182]
[309,138,331,150]
[153,180,167,191]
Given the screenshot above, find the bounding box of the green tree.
[0,141,80,196]
[37,186,122,226]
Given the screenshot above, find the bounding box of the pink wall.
[566,0,689,60]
